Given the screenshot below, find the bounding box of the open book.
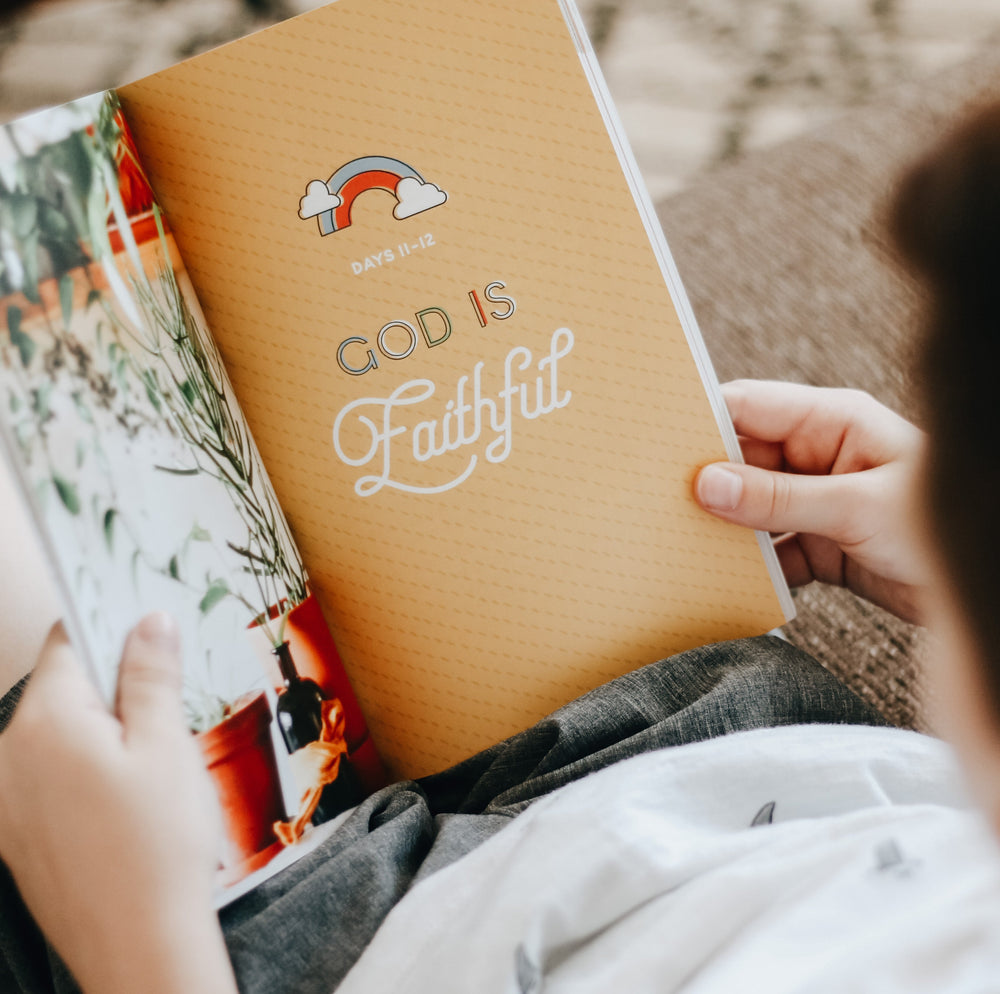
[0,0,793,902]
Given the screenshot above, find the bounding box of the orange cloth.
[274,698,348,846]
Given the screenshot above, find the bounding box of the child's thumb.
[114,613,185,737]
[695,462,859,541]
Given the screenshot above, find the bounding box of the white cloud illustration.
[298,179,342,219]
[393,176,448,220]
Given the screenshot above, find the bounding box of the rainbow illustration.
[298,156,448,236]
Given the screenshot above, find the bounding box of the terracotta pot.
[284,594,387,793]
[196,690,286,886]
[107,209,161,254]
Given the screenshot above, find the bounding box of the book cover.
[118,0,794,779]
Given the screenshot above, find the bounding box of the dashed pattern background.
[118,0,786,775]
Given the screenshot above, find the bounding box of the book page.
[0,93,380,902]
[120,0,792,778]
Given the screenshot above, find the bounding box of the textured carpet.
[656,51,1000,730]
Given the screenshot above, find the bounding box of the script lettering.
[332,328,574,496]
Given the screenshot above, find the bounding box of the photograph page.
[0,93,383,903]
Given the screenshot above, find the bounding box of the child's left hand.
[0,614,238,994]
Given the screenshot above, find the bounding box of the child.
[1,103,998,994]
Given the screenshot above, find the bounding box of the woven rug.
[656,51,1000,730]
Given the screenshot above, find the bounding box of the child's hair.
[890,102,1000,708]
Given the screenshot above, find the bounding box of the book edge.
[557,0,795,624]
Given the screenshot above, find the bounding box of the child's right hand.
[0,615,237,994]
[695,380,929,624]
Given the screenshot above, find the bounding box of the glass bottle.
[273,641,360,824]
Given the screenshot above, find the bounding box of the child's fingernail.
[697,465,743,511]
[136,612,180,650]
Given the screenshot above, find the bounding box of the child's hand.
[0,614,237,994]
[695,380,929,624]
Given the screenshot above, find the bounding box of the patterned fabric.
[339,724,984,994]
[0,635,883,993]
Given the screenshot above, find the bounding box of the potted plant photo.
[191,689,287,886]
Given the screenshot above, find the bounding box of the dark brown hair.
[890,102,1000,709]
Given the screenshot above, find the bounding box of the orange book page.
[119,0,787,778]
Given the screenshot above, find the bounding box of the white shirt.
[337,724,1000,993]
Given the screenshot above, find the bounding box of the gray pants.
[0,636,885,993]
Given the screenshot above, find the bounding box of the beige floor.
[577,0,1000,198]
